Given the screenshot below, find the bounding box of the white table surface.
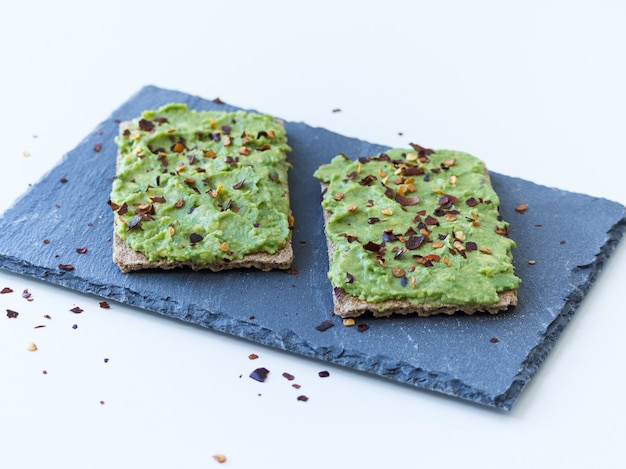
[2,1,625,467]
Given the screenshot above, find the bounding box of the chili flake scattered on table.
[1,287,13,294]
[213,454,227,463]
[249,367,270,382]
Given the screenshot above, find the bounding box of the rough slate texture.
[1,86,624,410]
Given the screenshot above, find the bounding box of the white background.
[1,1,625,467]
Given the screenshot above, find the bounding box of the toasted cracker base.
[332,286,517,318]
[113,230,293,273]
[319,182,517,318]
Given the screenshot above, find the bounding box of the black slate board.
[1,86,624,410]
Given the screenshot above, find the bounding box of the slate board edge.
[494,214,626,409]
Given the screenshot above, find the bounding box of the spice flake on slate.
[490,337,500,343]
[1,287,14,294]
[282,372,295,381]
[297,395,309,402]
[315,319,334,332]
[318,371,330,378]
[75,247,88,254]
[99,301,110,309]
[357,323,370,333]
[6,310,19,318]
[93,143,102,152]
[58,264,75,271]
[515,203,529,213]
[249,367,270,382]
[70,306,84,314]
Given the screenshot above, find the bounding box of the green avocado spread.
[314,147,521,307]
[110,103,292,264]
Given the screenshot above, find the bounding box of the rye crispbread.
[316,147,519,318]
[320,198,517,318]
[110,107,293,273]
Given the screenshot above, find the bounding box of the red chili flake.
[43,239,50,244]
[232,179,245,190]
[42,370,48,375]
[99,301,110,309]
[34,325,46,329]
[358,174,377,186]
[287,268,299,275]
[213,454,227,464]
[174,198,185,208]
[249,315,256,320]
[59,264,75,271]
[93,143,102,152]
[138,119,155,131]
[118,202,129,215]
[6,310,19,318]
[212,97,225,104]
[249,367,270,382]
[345,272,354,283]
[248,353,259,360]
[189,233,203,244]
[282,372,295,381]
[22,289,32,300]
[292,383,302,389]
[1,287,13,294]
[297,395,309,402]
[424,215,439,226]
[99,401,105,405]
[315,319,334,332]
[60,177,68,183]
[363,241,382,252]
[357,323,369,333]
[104,358,109,363]
[44,314,51,319]
[367,217,381,225]
[560,240,567,245]
[465,242,478,251]
[490,337,499,343]
[405,236,425,250]
[75,247,88,254]
[318,370,330,378]
[466,197,478,207]
[515,203,529,213]
[72,324,78,330]
[70,306,83,314]
[394,193,420,206]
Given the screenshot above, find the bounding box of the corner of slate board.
[0,85,625,411]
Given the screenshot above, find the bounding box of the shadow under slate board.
[1,86,624,410]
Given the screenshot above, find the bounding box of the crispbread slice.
[320,189,517,318]
[110,104,293,273]
[315,147,520,318]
